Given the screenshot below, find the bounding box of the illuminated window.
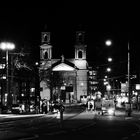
[0,64,5,69]
[30,88,35,92]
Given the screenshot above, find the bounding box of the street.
[0,105,140,140]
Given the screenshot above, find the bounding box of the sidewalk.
[0,106,140,120]
[115,107,140,119]
[0,114,45,122]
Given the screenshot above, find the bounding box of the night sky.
[0,2,140,77]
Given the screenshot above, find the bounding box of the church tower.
[74,31,88,100]
[39,28,53,101]
[40,31,52,69]
[74,31,87,69]
[40,32,52,60]
[75,31,86,60]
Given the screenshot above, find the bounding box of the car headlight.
[108,108,114,115]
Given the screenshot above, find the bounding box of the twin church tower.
[39,30,88,102]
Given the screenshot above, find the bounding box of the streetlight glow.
[106,67,111,72]
[105,39,112,46]
[106,84,111,91]
[107,57,112,62]
[0,42,15,50]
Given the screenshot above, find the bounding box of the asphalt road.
[0,106,140,140]
[41,112,140,140]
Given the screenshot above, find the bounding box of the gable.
[52,63,75,71]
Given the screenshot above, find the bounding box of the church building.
[39,31,89,103]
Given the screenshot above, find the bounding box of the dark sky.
[0,2,140,76]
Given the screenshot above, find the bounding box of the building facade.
[39,31,89,103]
[88,67,98,95]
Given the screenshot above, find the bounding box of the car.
[102,106,115,116]
[101,99,116,116]
[11,104,22,114]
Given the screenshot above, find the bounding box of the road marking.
[121,136,129,140]
[17,134,39,140]
[125,117,133,120]
[69,122,96,132]
[131,133,136,136]
[46,130,66,135]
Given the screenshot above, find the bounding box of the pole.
[6,50,9,106]
[128,42,131,117]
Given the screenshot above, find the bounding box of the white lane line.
[131,133,136,136]
[125,117,133,120]
[17,134,39,140]
[46,130,66,135]
[121,136,129,140]
[77,122,96,131]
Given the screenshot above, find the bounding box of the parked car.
[11,104,22,114]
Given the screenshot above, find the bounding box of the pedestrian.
[90,102,93,111]
[41,102,45,114]
[95,99,102,115]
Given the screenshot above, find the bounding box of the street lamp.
[105,39,112,47]
[0,42,15,106]
[107,57,113,62]
[106,67,111,72]
[127,42,131,117]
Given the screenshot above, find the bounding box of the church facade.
[39,31,89,103]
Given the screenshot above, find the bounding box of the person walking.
[94,98,102,115]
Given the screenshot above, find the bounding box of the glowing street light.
[0,42,15,50]
[107,57,113,62]
[105,39,112,46]
[106,67,111,72]
[0,42,15,105]
[106,84,111,91]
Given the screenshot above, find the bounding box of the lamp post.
[127,42,131,117]
[0,42,15,106]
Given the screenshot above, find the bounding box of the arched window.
[44,51,48,59]
[44,34,49,42]
[78,51,82,58]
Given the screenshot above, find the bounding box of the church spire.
[76,31,85,45]
[41,25,50,44]
[75,29,87,60]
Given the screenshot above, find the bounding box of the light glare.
[0,42,15,50]
[108,57,112,62]
[105,40,112,46]
[107,67,111,72]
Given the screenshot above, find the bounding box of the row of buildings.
[0,29,120,112]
